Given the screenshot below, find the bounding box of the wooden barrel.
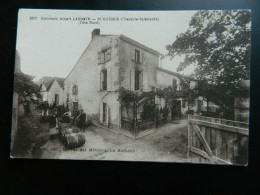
[64,133,86,149]
[60,128,79,142]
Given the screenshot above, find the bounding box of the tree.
[14,72,40,115]
[166,10,251,118]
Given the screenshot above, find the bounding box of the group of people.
[45,107,86,131]
[62,109,87,131]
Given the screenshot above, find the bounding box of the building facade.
[64,29,207,130]
[39,77,65,107]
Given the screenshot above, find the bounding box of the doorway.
[54,94,59,106]
[171,100,181,119]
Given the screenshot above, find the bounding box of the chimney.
[92,29,100,39]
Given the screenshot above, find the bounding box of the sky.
[16,9,196,81]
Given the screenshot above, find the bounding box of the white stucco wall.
[156,70,182,91]
[64,35,120,127]
[47,80,64,106]
[118,38,159,92]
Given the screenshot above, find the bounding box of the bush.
[11,114,50,157]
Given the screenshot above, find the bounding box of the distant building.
[38,77,65,106]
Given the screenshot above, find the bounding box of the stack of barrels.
[60,127,86,149]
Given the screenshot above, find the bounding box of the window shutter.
[143,69,148,91]
[98,52,101,64]
[140,71,143,91]
[130,69,135,91]
[140,52,144,64]
[111,66,118,91]
[107,67,112,91]
[96,71,101,91]
[106,48,112,62]
[131,49,135,62]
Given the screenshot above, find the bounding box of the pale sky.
[16,9,196,80]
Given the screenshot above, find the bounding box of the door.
[73,102,79,117]
[54,94,59,106]
[103,103,107,124]
[171,100,181,119]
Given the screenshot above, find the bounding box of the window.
[98,48,111,64]
[135,49,140,63]
[101,69,107,90]
[72,85,78,95]
[135,70,141,90]
[172,79,177,90]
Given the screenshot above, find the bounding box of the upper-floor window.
[135,49,141,63]
[72,85,78,95]
[101,69,107,91]
[98,48,112,64]
[172,79,177,90]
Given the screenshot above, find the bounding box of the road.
[37,119,190,163]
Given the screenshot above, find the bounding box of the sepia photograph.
[10,9,251,165]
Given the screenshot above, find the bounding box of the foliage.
[118,83,198,120]
[14,72,40,101]
[119,83,198,105]
[166,10,251,116]
[11,112,50,157]
[167,10,250,83]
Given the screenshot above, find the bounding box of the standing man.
[77,109,86,131]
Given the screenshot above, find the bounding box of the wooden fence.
[121,118,155,139]
[137,118,154,132]
[187,115,249,165]
[121,118,135,133]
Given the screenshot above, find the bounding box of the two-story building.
[64,29,212,131]
[64,29,160,129]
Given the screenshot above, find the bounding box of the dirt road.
[37,119,190,163]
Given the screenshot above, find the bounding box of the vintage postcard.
[11,9,250,165]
